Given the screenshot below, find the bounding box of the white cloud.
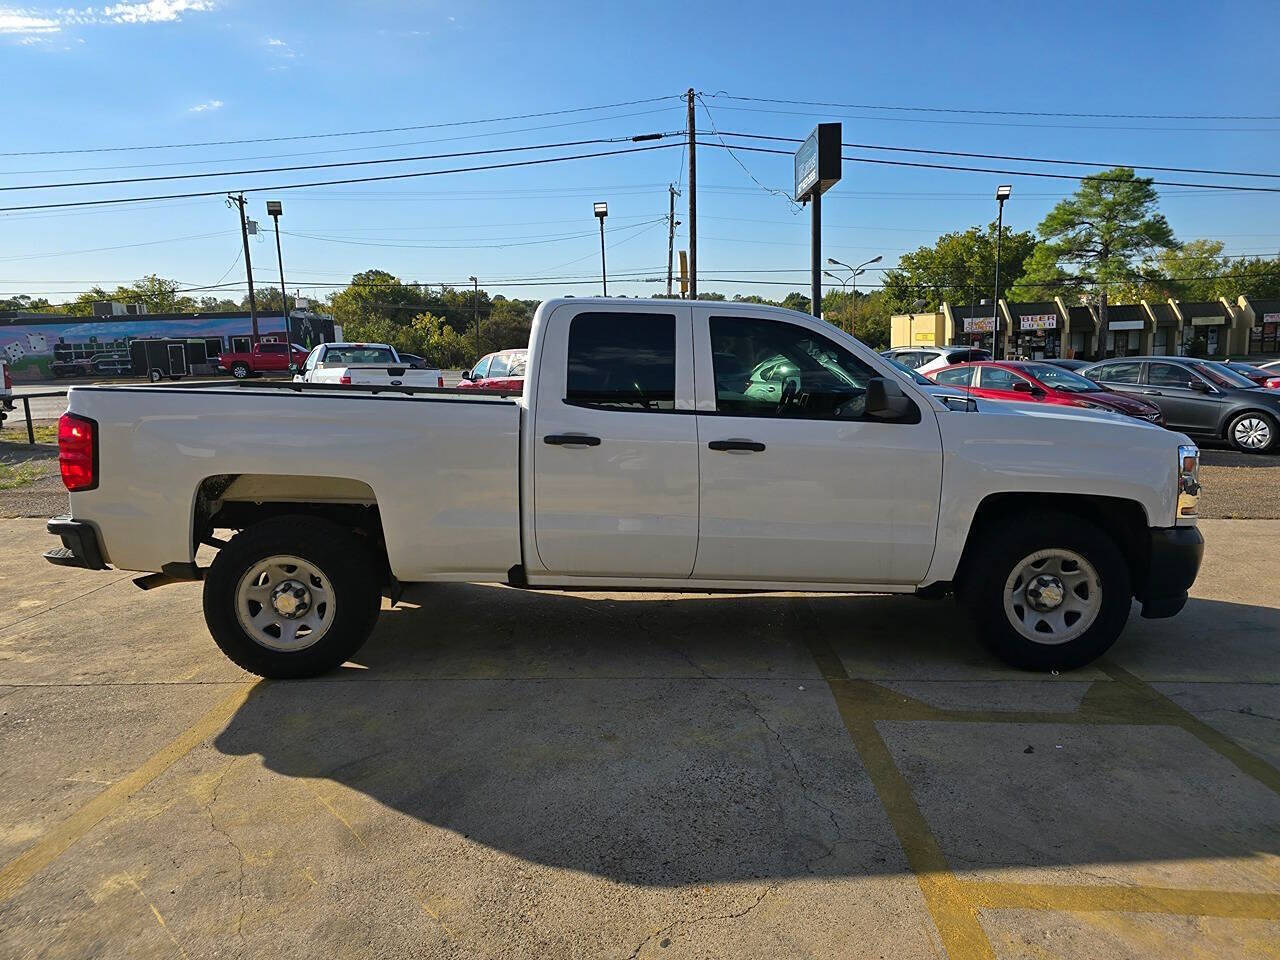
[187,98,222,113]
[3,1,213,40]
[0,9,61,33]
[99,1,214,24]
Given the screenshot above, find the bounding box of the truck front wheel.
[203,517,382,678]
[960,513,1131,671]
[231,362,250,379]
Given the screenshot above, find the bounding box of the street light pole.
[993,185,1012,359]
[594,201,609,296]
[266,200,288,337]
[827,255,882,337]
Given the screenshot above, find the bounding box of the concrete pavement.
[0,518,1277,958]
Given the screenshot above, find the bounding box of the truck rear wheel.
[960,512,1131,671]
[202,517,382,678]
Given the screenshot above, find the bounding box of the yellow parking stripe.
[963,881,1280,920]
[802,616,995,960]
[0,683,254,904]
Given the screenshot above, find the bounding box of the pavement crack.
[206,758,249,947]
[624,884,777,960]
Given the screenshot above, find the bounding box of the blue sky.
[2,0,1278,306]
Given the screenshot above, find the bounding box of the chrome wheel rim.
[1002,548,1101,646]
[235,555,334,652]
[233,366,248,379]
[1233,417,1271,449]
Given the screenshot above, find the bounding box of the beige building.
[889,311,946,349]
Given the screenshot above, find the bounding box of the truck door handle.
[1140,389,1163,396]
[708,439,766,453]
[544,434,601,447]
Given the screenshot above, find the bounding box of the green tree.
[779,292,811,314]
[1016,168,1177,325]
[1229,255,1280,300]
[483,298,534,352]
[884,223,1038,312]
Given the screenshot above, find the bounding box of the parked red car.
[457,348,527,392]
[929,360,1165,425]
[217,341,310,379]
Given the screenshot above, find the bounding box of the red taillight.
[58,413,97,492]
[1266,377,1280,390]
[437,375,444,388]
[339,375,351,385]
[2,363,11,390]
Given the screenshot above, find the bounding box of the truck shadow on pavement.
[213,587,1280,886]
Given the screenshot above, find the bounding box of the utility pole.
[228,193,259,342]
[686,88,697,299]
[469,276,480,360]
[666,184,680,298]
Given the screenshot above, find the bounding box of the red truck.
[217,341,310,379]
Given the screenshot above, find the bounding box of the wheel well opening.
[194,474,389,585]
[957,493,1150,598]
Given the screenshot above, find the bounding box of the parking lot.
[1,514,1277,959]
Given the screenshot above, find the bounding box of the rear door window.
[566,312,675,411]
[1089,361,1141,384]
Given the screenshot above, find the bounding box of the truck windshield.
[325,347,396,365]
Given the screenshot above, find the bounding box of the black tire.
[231,362,250,379]
[959,512,1132,671]
[148,369,163,383]
[202,516,383,679]
[1225,410,1277,454]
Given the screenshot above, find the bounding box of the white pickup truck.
[295,341,443,388]
[45,298,1203,678]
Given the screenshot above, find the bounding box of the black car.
[397,353,429,370]
[1080,356,1280,453]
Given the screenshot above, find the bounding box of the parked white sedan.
[882,345,992,376]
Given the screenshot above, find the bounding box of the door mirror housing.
[1189,379,1211,393]
[866,376,916,421]
[1012,380,1033,392]
[460,370,471,381]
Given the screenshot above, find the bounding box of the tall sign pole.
[794,123,842,318]
[228,193,259,343]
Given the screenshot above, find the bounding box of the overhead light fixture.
[996,185,1012,201]
[594,202,608,218]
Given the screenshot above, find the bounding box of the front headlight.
[1177,444,1200,518]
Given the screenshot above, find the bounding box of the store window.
[1153,328,1169,356]
[1249,321,1279,354]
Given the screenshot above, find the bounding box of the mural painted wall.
[0,313,330,381]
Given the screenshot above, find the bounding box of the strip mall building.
[892,295,1280,360]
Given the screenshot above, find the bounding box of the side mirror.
[1189,379,1211,393]
[866,376,914,420]
[459,370,471,381]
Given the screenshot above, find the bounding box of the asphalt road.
[0,517,1277,959]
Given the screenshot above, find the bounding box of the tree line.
[3,167,1276,363]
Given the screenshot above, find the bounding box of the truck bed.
[63,382,523,581]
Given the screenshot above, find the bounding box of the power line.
[713,131,1280,181]
[0,142,684,213]
[279,217,667,250]
[696,96,799,210]
[0,134,679,193]
[696,141,1280,193]
[704,93,1280,122]
[0,108,679,177]
[0,96,685,158]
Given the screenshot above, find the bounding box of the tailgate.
[341,365,441,386]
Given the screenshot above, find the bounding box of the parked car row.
[884,347,1280,454]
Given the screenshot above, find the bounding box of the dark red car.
[929,360,1165,425]
[1220,361,1280,390]
[457,349,527,392]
